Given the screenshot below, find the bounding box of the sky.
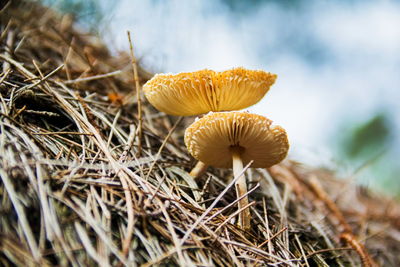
[105,1,399,154]
[48,0,400,194]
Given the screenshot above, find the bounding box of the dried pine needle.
[0,1,399,267]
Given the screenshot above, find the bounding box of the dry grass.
[1,1,399,266]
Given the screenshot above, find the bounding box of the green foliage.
[336,112,399,197]
[340,113,391,160]
[375,160,400,198]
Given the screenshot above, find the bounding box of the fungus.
[184,111,289,229]
[143,67,277,116]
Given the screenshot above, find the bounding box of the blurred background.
[42,0,400,197]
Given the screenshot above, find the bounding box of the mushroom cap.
[143,67,277,116]
[184,112,289,168]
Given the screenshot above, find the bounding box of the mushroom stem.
[231,147,251,230]
[189,161,208,178]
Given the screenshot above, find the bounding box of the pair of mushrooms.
[143,67,289,230]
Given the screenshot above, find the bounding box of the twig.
[304,246,352,259]
[145,116,183,180]
[31,131,93,136]
[52,81,137,260]
[213,201,256,233]
[205,183,260,225]
[308,176,377,267]
[27,62,64,89]
[2,29,14,73]
[63,70,122,84]
[308,175,352,233]
[127,31,142,156]
[0,169,41,261]
[340,232,378,267]
[180,160,253,246]
[257,227,288,248]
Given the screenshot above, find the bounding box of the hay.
[1,1,399,266]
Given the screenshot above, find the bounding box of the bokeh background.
[43,0,400,197]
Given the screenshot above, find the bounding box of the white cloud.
[314,2,400,56]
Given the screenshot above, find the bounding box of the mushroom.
[143,67,277,116]
[143,67,277,178]
[184,111,289,229]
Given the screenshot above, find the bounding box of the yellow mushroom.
[144,67,277,179]
[143,67,277,116]
[184,111,289,230]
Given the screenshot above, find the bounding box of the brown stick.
[309,176,352,233]
[127,31,142,156]
[308,176,378,267]
[340,232,378,267]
